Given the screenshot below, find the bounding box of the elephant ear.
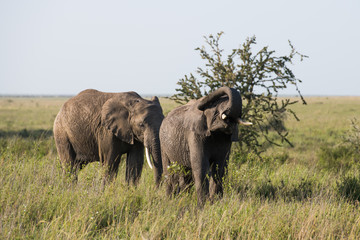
[184,107,209,136]
[101,98,134,144]
[151,96,160,106]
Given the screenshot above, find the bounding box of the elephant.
[53,89,164,186]
[160,87,252,204]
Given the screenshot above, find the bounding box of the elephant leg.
[101,154,122,187]
[209,159,227,200]
[98,135,123,186]
[168,175,179,196]
[191,156,210,205]
[178,166,193,194]
[54,133,78,181]
[178,175,186,193]
[162,153,175,196]
[125,141,144,185]
[178,173,193,194]
[189,137,210,205]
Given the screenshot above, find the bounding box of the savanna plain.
[1,96,360,239]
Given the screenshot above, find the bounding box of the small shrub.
[262,111,287,133]
[167,162,191,176]
[272,152,289,165]
[283,178,313,201]
[317,145,356,171]
[254,178,314,201]
[0,136,54,159]
[230,151,260,166]
[225,151,264,196]
[343,118,360,156]
[337,174,360,202]
[255,180,277,200]
[317,119,360,171]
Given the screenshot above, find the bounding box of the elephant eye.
[139,122,145,128]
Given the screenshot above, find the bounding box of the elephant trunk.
[198,86,242,118]
[144,130,163,186]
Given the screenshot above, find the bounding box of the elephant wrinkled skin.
[160,87,251,204]
[53,89,164,186]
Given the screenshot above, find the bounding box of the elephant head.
[101,92,164,184]
[188,86,252,140]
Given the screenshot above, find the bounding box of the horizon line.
[1,94,360,98]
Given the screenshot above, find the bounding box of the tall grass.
[1,97,360,239]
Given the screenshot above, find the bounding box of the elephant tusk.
[145,147,153,169]
[221,113,227,120]
[238,118,253,126]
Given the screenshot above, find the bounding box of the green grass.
[1,96,360,239]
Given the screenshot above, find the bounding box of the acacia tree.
[172,32,307,153]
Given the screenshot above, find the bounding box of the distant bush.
[343,118,360,156]
[282,178,313,201]
[261,111,288,133]
[255,180,277,200]
[317,119,360,171]
[0,129,53,139]
[0,136,54,159]
[253,178,314,201]
[226,152,314,201]
[317,145,356,171]
[337,174,360,202]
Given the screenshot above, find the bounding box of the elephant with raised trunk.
[160,87,252,204]
[53,89,164,186]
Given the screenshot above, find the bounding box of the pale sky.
[1,0,359,96]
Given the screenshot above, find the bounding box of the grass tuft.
[337,174,360,202]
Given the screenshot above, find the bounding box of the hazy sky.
[1,0,359,96]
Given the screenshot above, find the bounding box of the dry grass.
[1,96,360,239]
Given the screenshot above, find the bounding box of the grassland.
[1,96,360,239]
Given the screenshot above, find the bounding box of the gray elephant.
[53,89,164,186]
[160,87,252,204]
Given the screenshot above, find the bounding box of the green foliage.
[167,161,191,176]
[317,145,356,171]
[337,174,360,202]
[255,180,277,200]
[172,32,307,153]
[343,118,360,155]
[0,135,55,159]
[282,178,314,201]
[226,151,314,201]
[317,119,360,171]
